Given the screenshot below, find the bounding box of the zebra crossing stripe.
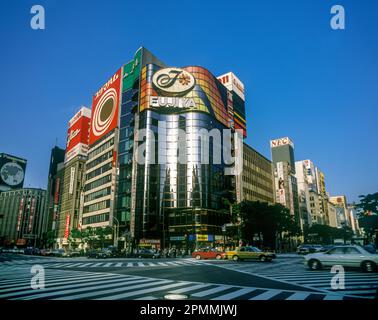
[95,281,191,300]
[2,275,131,299]
[0,274,116,295]
[249,289,282,300]
[90,263,104,267]
[103,263,113,267]
[59,279,173,300]
[286,292,311,300]
[157,262,168,266]
[134,296,158,300]
[137,262,144,267]
[20,277,153,300]
[191,286,231,297]
[211,288,257,300]
[126,263,134,267]
[115,263,123,267]
[169,283,211,294]
[323,294,344,300]
[74,263,93,268]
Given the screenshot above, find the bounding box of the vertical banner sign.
[64,213,71,239]
[16,197,25,232]
[276,162,286,206]
[89,68,122,145]
[69,167,75,195]
[53,177,60,221]
[28,197,36,232]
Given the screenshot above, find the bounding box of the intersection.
[1,253,377,300]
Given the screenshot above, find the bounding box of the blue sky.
[0,0,377,202]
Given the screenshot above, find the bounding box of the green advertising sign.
[122,48,142,92]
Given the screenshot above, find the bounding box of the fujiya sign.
[270,137,294,148]
[152,68,195,95]
[150,96,196,109]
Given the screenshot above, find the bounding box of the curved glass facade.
[134,110,233,247]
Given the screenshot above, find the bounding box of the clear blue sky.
[0,0,377,203]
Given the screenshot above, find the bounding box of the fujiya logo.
[150,96,196,109]
[152,68,195,95]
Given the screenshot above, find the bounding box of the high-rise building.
[82,47,246,250]
[241,143,274,204]
[0,153,27,192]
[295,160,330,226]
[0,188,47,247]
[55,107,91,248]
[44,146,65,242]
[270,137,300,226]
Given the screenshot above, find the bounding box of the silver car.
[305,245,378,273]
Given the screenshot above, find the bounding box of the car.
[363,244,377,254]
[24,247,40,255]
[305,245,378,273]
[66,250,81,257]
[40,249,53,256]
[297,244,324,255]
[51,249,70,257]
[192,248,225,260]
[86,249,111,259]
[136,249,161,259]
[225,246,276,262]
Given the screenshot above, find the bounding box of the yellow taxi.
[225,246,276,262]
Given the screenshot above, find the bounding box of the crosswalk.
[206,260,378,299]
[0,265,354,300]
[1,258,203,269]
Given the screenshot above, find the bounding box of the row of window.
[87,138,114,160]
[84,174,111,192]
[83,199,110,214]
[84,187,111,203]
[86,151,113,171]
[82,213,109,225]
[86,162,112,181]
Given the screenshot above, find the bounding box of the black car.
[24,247,41,255]
[86,249,111,259]
[136,249,161,259]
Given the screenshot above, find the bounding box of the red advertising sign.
[65,107,91,162]
[64,213,71,239]
[89,69,122,145]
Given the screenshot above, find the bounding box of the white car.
[305,245,378,273]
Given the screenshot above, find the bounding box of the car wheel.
[361,261,377,273]
[308,259,322,270]
[259,255,267,262]
[215,254,222,260]
[195,255,201,260]
[232,255,239,261]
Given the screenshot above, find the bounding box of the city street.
[1,253,377,300]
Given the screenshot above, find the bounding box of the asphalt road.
[1,253,377,300]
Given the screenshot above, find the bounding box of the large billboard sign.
[270,137,294,149]
[65,107,91,163]
[217,72,245,101]
[139,65,230,128]
[0,153,27,191]
[89,68,122,145]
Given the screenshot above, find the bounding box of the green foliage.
[233,201,301,249]
[305,224,353,244]
[357,193,378,215]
